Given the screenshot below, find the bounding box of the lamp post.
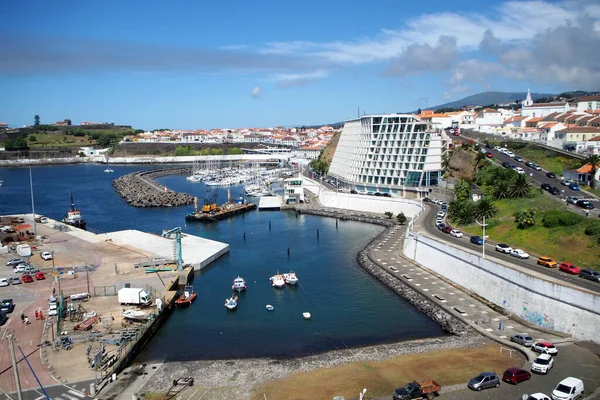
[475,215,488,259]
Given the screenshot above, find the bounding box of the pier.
[112,168,194,207]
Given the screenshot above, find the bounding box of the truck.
[393,379,441,400]
[118,288,152,306]
[16,244,32,257]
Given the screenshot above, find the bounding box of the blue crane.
[161,227,183,271]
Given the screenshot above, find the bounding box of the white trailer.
[118,288,152,306]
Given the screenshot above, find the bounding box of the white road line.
[62,393,80,400]
[53,397,65,400]
[67,390,85,398]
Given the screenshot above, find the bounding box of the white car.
[511,249,530,259]
[506,151,515,158]
[450,230,463,238]
[39,217,49,223]
[532,341,558,355]
[531,353,554,374]
[437,211,446,218]
[495,244,513,253]
[48,303,58,316]
[526,393,550,400]
[41,251,53,260]
[6,258,24,267]
[13,264,30,273]
[514,167,525,174]
[0,278,9,287]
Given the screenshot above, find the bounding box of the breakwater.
[295,208,471,336]
[112,168,194,207]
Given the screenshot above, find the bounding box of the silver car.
[510,333,534,347]
[468,372,500,391]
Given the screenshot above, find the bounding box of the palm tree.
[448,200,476,226]
[584,154,600,189]
[473,151,487,176]
[454,179,472,202]
[474,197,498,221]
[493,180,511,199]
[509,174,532,198]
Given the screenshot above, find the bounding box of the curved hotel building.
[328,114,449,196]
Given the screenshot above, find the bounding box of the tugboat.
[232,276,247,292]
[62,193,87,230]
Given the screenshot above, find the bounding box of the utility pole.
[85,263,90,294]
[8,333,23,400]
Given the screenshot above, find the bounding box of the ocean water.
[0,164,445,360]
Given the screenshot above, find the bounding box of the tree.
[453,179,472,202]
[493,180,511,199]
[474,151,487,174]
[384,211,393,219]
[474,198,498,221]
[5,138,29,151]
[97,135,112,147]
[396,212,407,225]
[34,115,40,126]
[448,199,476,226]
[514,209,536,229]
[29,135,37,142]
[509,174,532,198]
[584,154,600,189]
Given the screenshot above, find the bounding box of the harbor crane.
[161,227,183,271]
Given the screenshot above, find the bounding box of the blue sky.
[1,0,598,130]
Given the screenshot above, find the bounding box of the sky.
[1,0,599,130]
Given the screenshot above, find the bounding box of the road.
[421,202,600,294]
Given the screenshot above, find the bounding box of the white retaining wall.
[403,233,600,341]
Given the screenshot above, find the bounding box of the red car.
[486,152,493,158]
[502,368,531,385]
[442,226,453,234]
[22,274,34,283]
[559,262,580,275]
[35,271,46,280]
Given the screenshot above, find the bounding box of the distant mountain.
[428,91,552,111]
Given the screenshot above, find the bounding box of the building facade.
[328,114,448,194]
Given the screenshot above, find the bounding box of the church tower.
[522,88,533,107]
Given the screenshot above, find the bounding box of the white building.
[294,146,322,160]
[475,108,504,126]
[79,147,110,156]
[283,177,305,204]
[522,102,571,118]
[576,95,600,112]
[328,114,448,195]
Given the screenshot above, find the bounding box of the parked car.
[486,152,493,158]
[495,243,512,253]
[21,266,40,274]
[437,211,446,218]
[514,167,525,174]
[441,226,452,234]
[450,229,463,238]
[5,258,24,267]
[531,354,554,374]
[21,274,34,283]
[34,271,46,280]
[350,190,358,194]
[0,312,7,326]
[549,186,561,195]
[13,264,30,273]
[511,249,530,259]
[506,151,515,158]
[502,161,512,168]
[541,183,552,191]
[470,236,484,245]
[0,278,9,287]
[559,262,580,275]
[527,393,551,400]
[485,143,494,149]
[575,200,594,209]
[560,179,572,186]
[568,183,580,191]
[533,164,542,171]
[546,172,556,178]
[525,161,535,168]
[0,299,15,313]
[510,333,534,347]
[9,277,21,285]
[502,368,531,384]
[532,341,559,355]
[40,251,53,260]
[437,224,446,231]
[467,372,500,391]
[513,156,523,162]
[579,269,600,282]
[566,196,580,204]
[537,256,558,268]
[551,377,584,400]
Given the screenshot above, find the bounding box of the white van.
[551,377,584,400]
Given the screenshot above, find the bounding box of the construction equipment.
[201,186,219,213]
[161,227,183,271]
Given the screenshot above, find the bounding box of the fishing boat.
[232,276,247,292]
[175,286,197,307]
[269,273,286,288]
[265,304,274,311]
[224,295,238,310]
[61,193,87,230]
[302,312,311,320]
[121,309,149,321]
[282,271,298,285]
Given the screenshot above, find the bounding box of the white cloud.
[251,86,261,98]
[271,70,328,88]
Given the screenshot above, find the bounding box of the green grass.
[28,133,96,147]
[459,192,600,269]
[516,147,570,175]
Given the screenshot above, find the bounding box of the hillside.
[428,91,552,110]
[320,131,340,165]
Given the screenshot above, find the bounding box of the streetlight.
[475,215,488,259]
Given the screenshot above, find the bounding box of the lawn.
[459,192,600,269]
[516,146,582,175]
[28,133,96,147]
[251,344,522,400]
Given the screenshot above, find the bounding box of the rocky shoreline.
[112,167,195,207]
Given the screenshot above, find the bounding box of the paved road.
[1,381,93,400]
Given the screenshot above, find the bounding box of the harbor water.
[0,164,445,361]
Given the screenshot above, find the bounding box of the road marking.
[423,277,429,280]
[432,282,437,285]
[493,318,500,321]
[480,311,488,314]
[67,390,85,398]
[62,393,80,400]
[415,283,421,286]
[448,292,455,295]
[506,326,514,329]
[485,328,493,332]
[423,288,429,292]
[499,335,508,339]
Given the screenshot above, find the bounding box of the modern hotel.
[328,114,448,196]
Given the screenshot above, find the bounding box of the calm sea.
[0,164,444,360]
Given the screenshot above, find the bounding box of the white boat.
[270,274,286,288]
[283,271,298,285]
[265,304,274,311]
[232,276,247,292]
[224,295,238,310]
[121,309,149,321]
[104,166,114,173]
[302,312,311,320]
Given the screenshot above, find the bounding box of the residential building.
[576,95,600,112]
[522,102,571,118]
[562,162,600,186]
[328,114,448,196]
[554,127,600,150]
[294,146,322,160]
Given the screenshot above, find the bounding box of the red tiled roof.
[577,162,600,173]
[577,95,600,102]
[589,136,600,142]
[556,127,600,133]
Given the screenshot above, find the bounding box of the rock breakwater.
[113,168,194,208]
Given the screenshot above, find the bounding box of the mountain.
[427,91,552,111]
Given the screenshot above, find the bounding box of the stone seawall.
[113,167,194,207]
[294,208,470,336]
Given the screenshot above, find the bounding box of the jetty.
[112,168,194,207]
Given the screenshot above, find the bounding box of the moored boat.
[121,309,149,321]
[283,271,298,285]
[176,286,197,307]
[224,295,238,310]
[270,273,286,288]
[302,312,311,320]
[62,193,87,230]
[232,276,247,292]
[265,304,274,311]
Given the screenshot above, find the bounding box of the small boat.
[232,276,247,292]
[62,193,87,230]
[104,166,114,173]
[270,273,286,288]
[224,295,238,310]
[265,304,274,311]
[283,271,298,285]
[121,309,149,321]
[175,286,197,307]
[302,312,311,320]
